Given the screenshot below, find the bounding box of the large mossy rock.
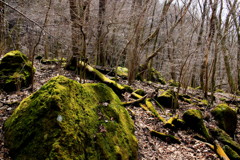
[4,76,137,160]
[182,109,211,140]
[211,103,237,137]
[155,89,179,108]
[0,50,34,92]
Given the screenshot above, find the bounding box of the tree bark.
[67,0,88,70]
[96,0,106,66]
[0,0,5,53]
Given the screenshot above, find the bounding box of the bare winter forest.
[0,0,239,92]
[0,0,240,160]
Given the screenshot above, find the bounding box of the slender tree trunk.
[202,0,217,98]
[67,0,88,70]
[218,0,238,93]
[96,0,106,66]
[194,0,207,89]
[227,0,240,90]
[0,0,5,54]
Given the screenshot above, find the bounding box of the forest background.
[0,0,240,95]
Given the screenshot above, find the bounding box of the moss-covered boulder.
[155,89,179,108]
[211,104,237,137]
[0,50,34,92]
[4,76,137,160]
[182,109,211,140]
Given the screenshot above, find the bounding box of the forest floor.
[0,61,239,160]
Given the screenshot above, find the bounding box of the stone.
[211,103,237,137]
[4,76,137,160]
[155,89,179,108]
[183,109,211,140]
[0,50,34,92]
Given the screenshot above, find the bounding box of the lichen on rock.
[211,103,237,137]
[0,50,34,92]
[4,75,137,160]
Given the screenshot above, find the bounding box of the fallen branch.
[78,61,133,94]
[122,95,147,106]
[150,130,181,144]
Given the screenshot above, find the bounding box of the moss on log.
[150,130,181,144]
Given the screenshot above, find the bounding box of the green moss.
[216,89,225,93]
[211,104,237,137]
[155,89,179,108]
[148,68,166,85]
[182,109,211,140]
[133,89,146,96]
[4,76,137,160]
[210,128,240,154]
[223,145,240,160]
[219,98,226,101]
[0,50,34,92]
[116,67,128,77]
[179,94,192,104]
[168,79,179,87]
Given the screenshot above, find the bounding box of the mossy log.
[78,61,133,94]
[150,130,181,144]
[122,95,147,106]
[210,127,240,154]
[131,92,166,123]
[223,145,240,160]
[206,141,230,160]
[164,115,179,129]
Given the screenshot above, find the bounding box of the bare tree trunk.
[96,0,106,66]
[218,0,238,93]
[192,0,207,88]
[0,0,5,55]
[227,0,240,91]
[67,0,88,70]
[201,0,217,98]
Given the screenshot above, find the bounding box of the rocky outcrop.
[4,76,137,160]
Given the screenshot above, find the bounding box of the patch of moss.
[168,79,179,87]
[155,89,179,108]
[211,104,237,137]
[116,67,128,77]
[210,128,240,154]
[216,89,225,93]
[179,94,192,104]
[148,68,166,85]
[133,89,146,96]
[223,145,240,160]
[0,50,34,92]
[182,109,211,140]
[4,76,137,160]
[219,98,226,102]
